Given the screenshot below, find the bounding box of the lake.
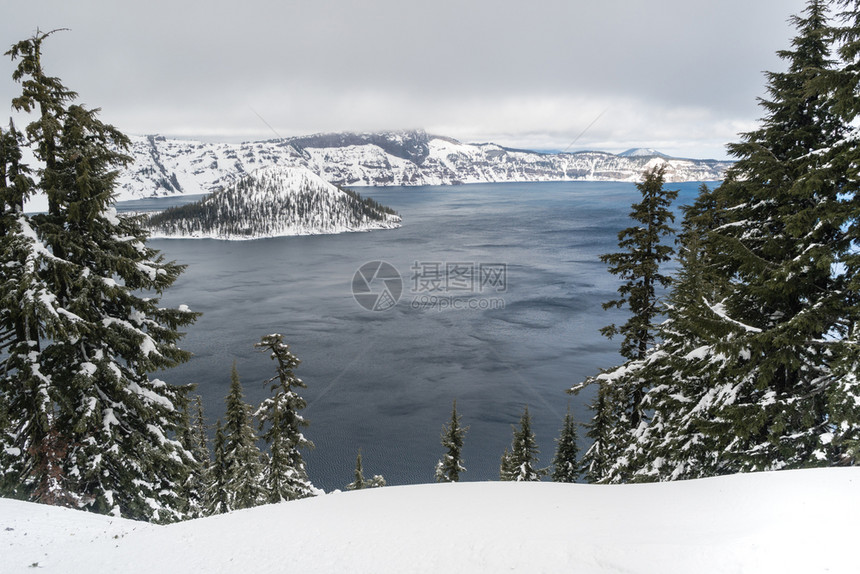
[119,180,709,492]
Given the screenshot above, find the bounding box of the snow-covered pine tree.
[346,450,385,490]
[575,380,621,483]
[434,400,467,482]
[0,114,78,504]
[254,333,316,502]
[222,363,266,510]
[817,0,860,463]
[598,164,677,427]
[688,0,859,471]
[570,165,677,483]
[191,396,211,478]
[499,447,514,481]
[614,184,736,481]
[501,406,545,482]
[178,394,210,518]
[0,119,39,499]
[205,420,229,516]
[613,0,860,479]
[347,450,366,491]
[1,30,199,521]
[551,407,579,483]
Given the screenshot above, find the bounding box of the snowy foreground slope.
[3,468,857,574]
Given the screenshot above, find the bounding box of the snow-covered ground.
[2,467,856,573]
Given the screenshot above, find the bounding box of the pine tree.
[347,450,366,491]
[692,0,856,471]
[599,164,678,426]
[501,406,546,482]
[190,396,211,479]
[221,363,265,510]
[434,400,468,482]
[499,447,514,481]
[614,184,735,481]
[823,0,860,120]
[607,0,860,480]
[0,119,39,498]
[205,420,229,516]
[254,334,316,502]
[0,30,199,521]
[821,0,860,464]
[551,407,579,483]
[570,166,677,483]
[576,381,621,483]
[346,450,386,490]
[178,394,210,518]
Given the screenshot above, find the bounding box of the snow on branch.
[703,298,762,333]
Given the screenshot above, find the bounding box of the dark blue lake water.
[119,180,709,492]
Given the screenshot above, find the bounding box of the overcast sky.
[1,0,810,159]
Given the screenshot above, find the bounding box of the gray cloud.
[1,0,810,159]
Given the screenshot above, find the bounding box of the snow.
[101,207,121,226]
[2,467,857,573]
[146,166,401,240]
[108,132,732,202]
[683,345,710,360]
[705,298,763,333]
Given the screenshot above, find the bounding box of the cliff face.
[117,131,732,200]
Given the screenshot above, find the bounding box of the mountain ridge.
[116,130,733,201]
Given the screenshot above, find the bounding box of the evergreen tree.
[255,334,316,502]
[822,0,860,463]
[599,164,678,426]
[190,396,211,478]
[221,363,266,510]
[347,450,366,491]
[0,119,39,498]
[178,394,210,518]
[576,381,622,483]
[610,184,734,481]
[205,420,229,516]
[501,406,546,482]
[691,0,856,471]
[571,166,677,483]
[434,400,468,482]
[346,450,386,490]
[0,30,198,521]
[551,407,580,483]
[499,447,514,481]
[593,0,860,481]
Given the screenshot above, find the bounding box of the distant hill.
[617,148,673,159]
[145,166,400,239]
[116,130,733,201]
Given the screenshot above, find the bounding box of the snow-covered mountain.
[145,166,400,239]
[618,147,673,158]
[3,468,857,573]
[116,131,732,201]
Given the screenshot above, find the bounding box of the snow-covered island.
[145,166,401,240]
[3,467,856,574]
